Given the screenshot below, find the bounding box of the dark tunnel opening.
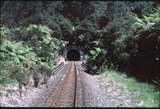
[67,49,81,61]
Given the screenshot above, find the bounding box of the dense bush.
[0,24,62,85]
[85,7,160,84]
[0,40,38,84]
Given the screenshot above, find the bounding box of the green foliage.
[0,24,62,85]
[0,26,10,39]
[24,24,62,68]
[103,7,160,70]
[84,4,160,78]
[0,38,38,84]
[132,8,160,30]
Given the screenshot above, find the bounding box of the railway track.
[39,61,84,107]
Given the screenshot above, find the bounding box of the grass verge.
[101,68,160,107]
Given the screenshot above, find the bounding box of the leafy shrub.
[0,39,38,84]
[0,24,62,85]
[132,8,160,30]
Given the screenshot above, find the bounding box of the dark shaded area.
[63,1,93,21]
[127,26,160,83]
[113,24,160,87]
[98,16,109,29]
[67,49,80,61]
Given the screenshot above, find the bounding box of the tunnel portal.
[63,47,84,61]
[67,49,80,61]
